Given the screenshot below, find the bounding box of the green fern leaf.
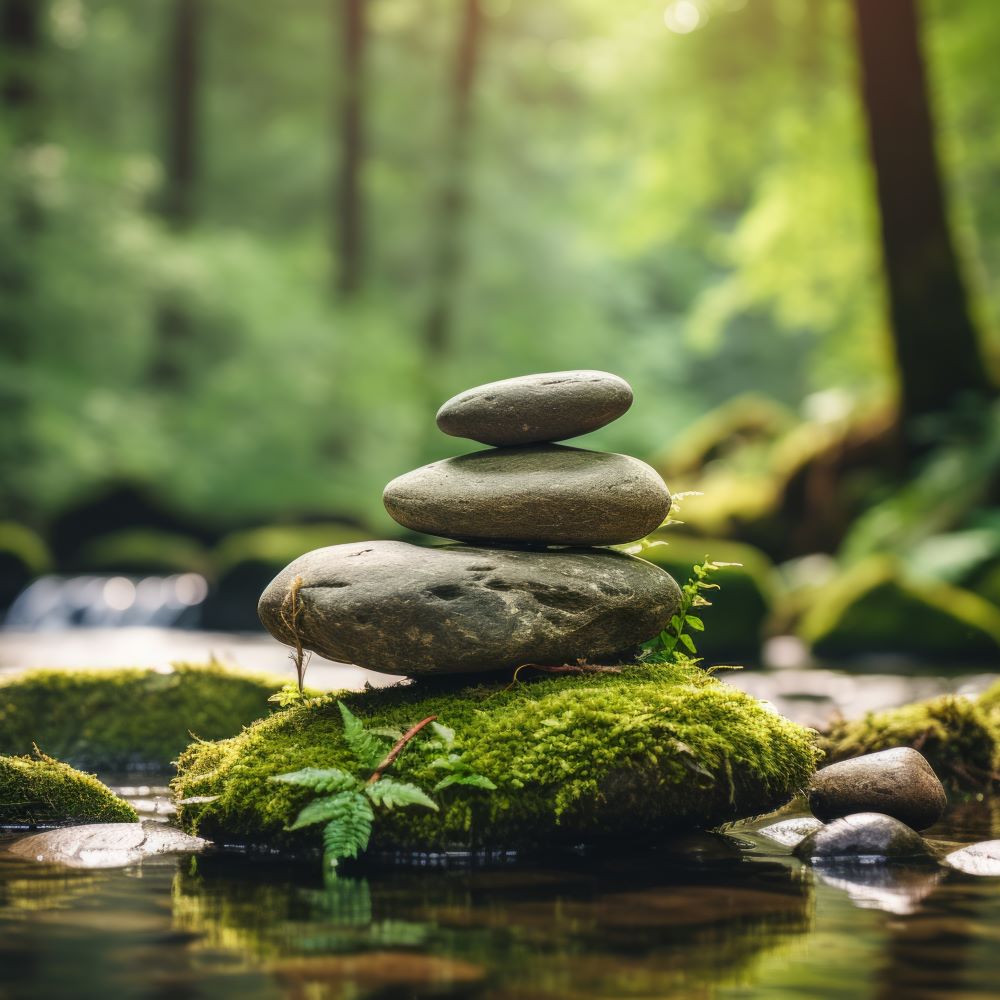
[338,701,388,769]
[270,767,359,794]
[434,773,496,792]
[321,791,374,867]
[365,777,438,811]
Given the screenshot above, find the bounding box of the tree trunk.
[852,0,993,427]
[422,0,483,358]
[163,0,199,226]
[334,0,366,298]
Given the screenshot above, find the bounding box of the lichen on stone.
[0,750,137,827]
[0,662,288,770]
[173,660,820,853]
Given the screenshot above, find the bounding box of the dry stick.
[279,575,308,694]
[367,715,438,785]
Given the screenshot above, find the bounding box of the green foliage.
[426,721,498,793]
[176,662,820,852]
[0,749,137,827]
[0,663,285,770]
[271,701,487,872]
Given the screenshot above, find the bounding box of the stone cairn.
[259,370,682,676]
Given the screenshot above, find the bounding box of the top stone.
[436,370,633,447]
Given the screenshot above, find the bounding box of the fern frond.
[271,767,359,794]
[433,773,497,792]
[321,791,374,868]
[365,777,438,812]
[338,701,389,769]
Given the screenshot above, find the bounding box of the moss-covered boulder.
[820,694,997,791]
[631,535,774,661]
[0,751,137,827]
[174,662,819,852]
[0,663,286,770]
[798,557,1000,661]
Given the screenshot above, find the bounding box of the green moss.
[798,556,1000,661]
[0,663,289,770]
[820,694,997,791]
[173,661,820,852]
[0,750,137,827]
[633,535,775,660]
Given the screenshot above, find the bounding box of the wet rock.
[793,812,934,863]
[808,747,947,830]
[383,445,671,546]
[943,840,1000,876]
[436,369,633,447]
[259,540,682,675]
[7,820,207,868]
[757,816,824,848]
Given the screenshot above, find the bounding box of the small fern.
[270,701,493,873]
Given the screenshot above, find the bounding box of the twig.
[279,575,309,694]
[367,715,438,784]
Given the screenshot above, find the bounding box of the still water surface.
[2,784,1000,999]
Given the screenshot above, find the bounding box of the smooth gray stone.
[7,821,207,869]
[436,370,633,447]
[944,840,1000,876]
[808,747,947,831]
[383,445,671,547]
[258,540,682,676]
[757,816,825,848]
[793,812,934,863]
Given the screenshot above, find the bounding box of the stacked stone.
[259,370,682,676]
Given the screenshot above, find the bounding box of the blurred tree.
[335,0,365,298]
[422,0,484,360]
[853,0,995,429]
[162,0,199,226]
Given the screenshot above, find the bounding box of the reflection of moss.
[0,751,137,826]
[635,535,774,660]
[798,557,1000,660]
[77,529,210,575]
[820,694,997,791]
[0,663,286,770]
[174,661,819,851]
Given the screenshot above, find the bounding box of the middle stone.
[383,444,672,546]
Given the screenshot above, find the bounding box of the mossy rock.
[0,751,137,827]
[820,694,997,792]
[173,661,819,853]
[0,663,287,770]
[76,529,211,576]
[798,556,1000,661]
[630,535,775,661]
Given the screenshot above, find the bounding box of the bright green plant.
[270,701,494,872]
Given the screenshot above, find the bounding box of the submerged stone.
[943,840,1000,877]
[174,662,820,852]
[383,445,671,546]
[808,748,947,831]
[435,370,633,447]
[793,813,933,864]
[258,540,682,675]
[7,820,207,868]
[756,816,824,849]
[0,752,137,828]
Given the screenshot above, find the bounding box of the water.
[3,784,1000,999]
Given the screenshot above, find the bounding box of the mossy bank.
[0,751,137,828]
[0,663,288,770]
[174,661,820,852]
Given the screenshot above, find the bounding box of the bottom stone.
[174,662,819,853]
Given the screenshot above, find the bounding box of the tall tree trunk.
[163,0,199,226]
[334,0,366,299]
[852,0,993,428]
[422,0,483,359]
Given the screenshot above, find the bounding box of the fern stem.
[367,715,438,784]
